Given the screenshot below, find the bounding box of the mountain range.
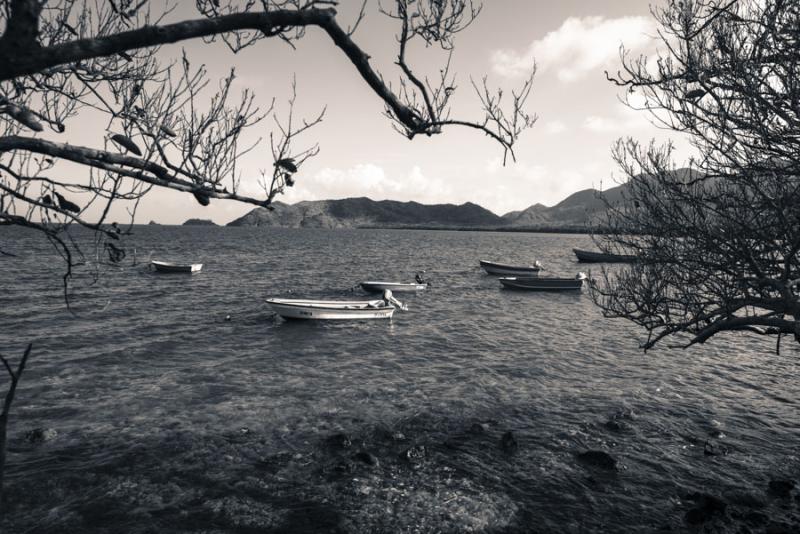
[226,182,629,230]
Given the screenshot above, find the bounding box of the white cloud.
[582,94,656,133]
[583,115,627,133]
[492,16,656,82]
[583,106,655,134]
[280,163,453,204]
[544,120,567,134]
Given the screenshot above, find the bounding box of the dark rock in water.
[685,507,717,525]
[604,419,630,433]
[742,511,769,526]
[723,489,766,509]
[327,432,352,450]
[352,451,379,467]
[400,445,427,462]
[577,450,618,470]
[443,436,465,451]
[375,427,406,442]
[470,422,489,434]
[768,479,795,498]
[683,492,726,525]
[703,440,729,456]
[333,461,353,474]
[765,521,795,534]
[604,409,635,432]
[26,428,58,444]
[500,431,518,454]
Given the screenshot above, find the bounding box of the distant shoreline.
[356,225,600,234]
[1,224,600,234]
[138,224,600,234]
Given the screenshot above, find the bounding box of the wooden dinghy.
[499,273,587,291]
[480,259,542,276]
[267,290,407,320]
[360,281,427,293]
[151,260,203,273]
[573,248,636,263]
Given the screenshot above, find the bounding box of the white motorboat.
[267,290,406,320]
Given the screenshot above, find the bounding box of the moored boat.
[151,260,203,273]
[573,248,636,263]
[360,281,427,293]
[480,260,542,276]
[267,290,407,320]
[499,273,587,291]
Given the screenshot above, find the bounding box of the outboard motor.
[382,289,408,311]
[415,270,430,285]
[575,272,588,281]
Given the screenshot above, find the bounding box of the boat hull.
[573,248,636,263]
[151,261,203,273]
[266,298,395,320]
[360,281,427,293]
[480,260,541,277]
[499,277,584,291]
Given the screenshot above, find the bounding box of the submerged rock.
[353,451,379,467]
[742,511,769,526]
[683,492,726,525]
[500,431,518,454]
[768,479,795,498]
[604,408,635,432]
[470,422,489,434]
[703,440,729,456]
[723,489,766,509]
[25,428,58,444]
[764,521,795,534]
[333,460,354,474]
[400,445,427,462]
[576,450,617,471]
[604,419,630,433]
[326,432,352,450]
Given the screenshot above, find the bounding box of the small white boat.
[267,290,406,320]
[151,260,203,273]
[360,281,427,293]
[499,272,587,291]
[480,260,542,276]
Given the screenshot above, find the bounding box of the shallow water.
[1,226,798,533]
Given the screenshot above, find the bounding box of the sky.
[91,1,690,224]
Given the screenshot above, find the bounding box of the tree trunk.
[0,411,6,511]
[0,343,31,515]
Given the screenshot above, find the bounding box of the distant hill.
[227,197,504,228]
[502,183,628,228]
[183,218,217,226]
[226,170,693,230]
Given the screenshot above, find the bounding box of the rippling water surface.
[1,226,798,533]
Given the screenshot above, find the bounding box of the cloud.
[583,105,655,133]
[583,115,629,133]
[544,120,567,134]
[492,16,656,82]
[279,163,453,204]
